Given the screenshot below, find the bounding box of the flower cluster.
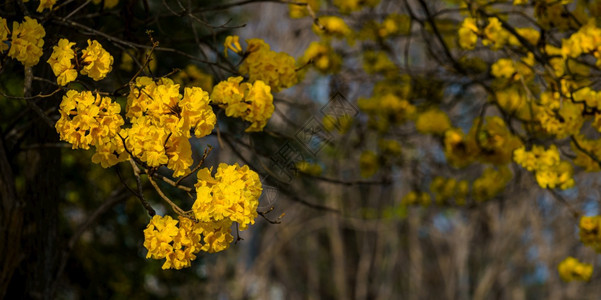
[458,17,478,50]
[579,215,601,252]
[6,17,45,67]
[572,135,601,172]
[313,16,352,41]
[377,14,411,38]
[0,18,9,54]
[55,90,128,168]
[47,39,114,86]
[92,0,119,8]
[490,53,535,82]
[47,39,78,86]
[558,256,593,282]
[298,41,342,74]
[458,16,539,51]
[513,145,575,190]
[535,92,584,139]
[211,76,274,132]
[472,167,512,202]
[35,0,57,12]
[561,19,601,63]
[415,108,451,135]
[125,77,215,175]
[55,90,124,150]
[295,161,323,176]
[430,177,469,205]
[80,40,114,81]
[358,93,416,131]
[442,117,522,168]
[288,0,320,19]
[443,128,478,168]
[401,191,432,206]
[143,215,234,270]
[359,150,379,178]
[362,50,396,75]
[193,163,262,231]
[493,86,530,119]
[238,38,298,92]
[333,0,379,14]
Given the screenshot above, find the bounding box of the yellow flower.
[401,191,431,206]
[91,138,128,168]
[472,167,512,202]
[37,0,57,12]
[92,0,119,8]
[362,50,396,75]
[458,17,478,50]
[571,135,601,172]
[180,86,216,138]
[127,76,215,140]
[579,215,601,251]
[333,0,379,13]
[471,116,523,165]
[239,38,298,92]
[299,41,342,74]
[199,219,234,253]
[359,150,379,178]
[211,76,274,132]
[122,118,170,167]
[482,17,510,50]
[0,18,9,53]
[378,14,411,37]
[192,163,262,231]
[313,16,352,39]
[514,145,574,190]
[443,128,477,168]
[323,114,353,133]
[378,139,402,156]
[144,215,179,260]
[295,161,323,176]
[415,108,451,135]
[558,257,593,282]
[509,27,540,46]
[289,0,320,19]
[165,135,193,178]
[55,90,124,151]
[80,40,113,81]
[359,93,416,131]
[8,17,45,67]
[224,35,242,57]
[47,39,78,86]
[536,93,584,139]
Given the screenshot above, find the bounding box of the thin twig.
[175,145,213,185]
[128,159,156,216]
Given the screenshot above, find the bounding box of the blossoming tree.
[4,0,601,298]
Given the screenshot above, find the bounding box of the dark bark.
[4,81,61,299]
[0,131,23,299]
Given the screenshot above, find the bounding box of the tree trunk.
[3,70,61,299]
[0,131,22,299]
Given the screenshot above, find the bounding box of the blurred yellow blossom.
[558,257,593,282]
